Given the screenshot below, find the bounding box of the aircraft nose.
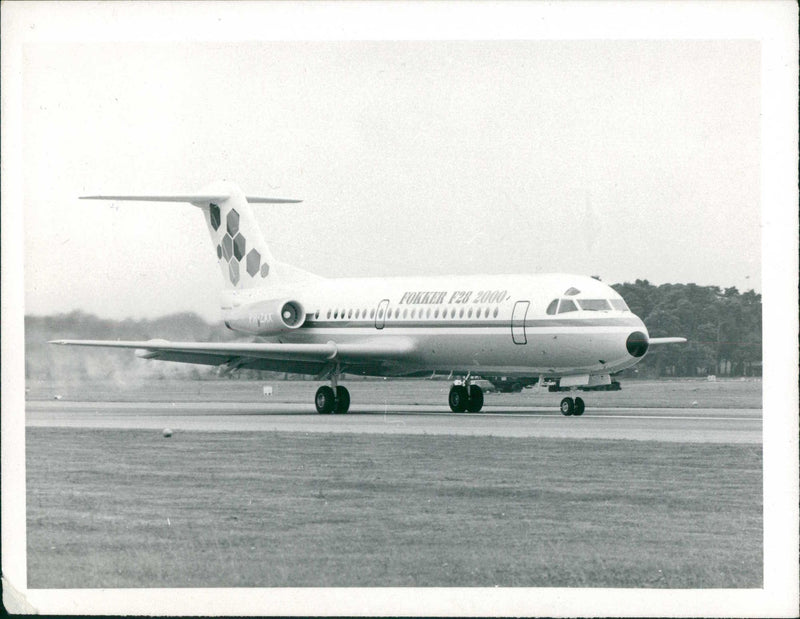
[626,330,649,357]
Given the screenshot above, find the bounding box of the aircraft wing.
[648,337,687,345]
[49,338,416,374]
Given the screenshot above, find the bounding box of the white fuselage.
[221,272,649,379]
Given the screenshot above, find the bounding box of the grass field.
[27,428,762,588]
[26,376,762,409]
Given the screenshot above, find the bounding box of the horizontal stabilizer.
[80,195,301,204]
[246,196,303,204]
[81,194,228,203]
[649,337,687,345]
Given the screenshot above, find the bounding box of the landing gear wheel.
[335,386,350,414]
[560,397,575,416]
[466,385,484,412]
[573,397,585,416]
[448,386,469,412]
[315,386,336,414]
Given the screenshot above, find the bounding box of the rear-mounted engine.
[224,299,306,335]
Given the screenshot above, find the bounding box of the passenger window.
[327,309,331,319]
[334,310,339,319]
[459,308,464,318]
[347,309,352,319]
[315,310,320,319]
[558,299,578,313]
[546,299,558,315]
[356,309,360,319]
[435,309,440,318]
[378,309,383,319]
[468,308,473,318]
[370,309,375,319]
[493,307,499,318]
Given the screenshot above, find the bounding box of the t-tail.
[81,180,312,291]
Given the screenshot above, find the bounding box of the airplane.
[50,180,686,416]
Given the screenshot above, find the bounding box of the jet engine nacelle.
[225,299,306,335]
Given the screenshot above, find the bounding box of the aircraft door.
[511,300,530,344]
[375,298,390,330]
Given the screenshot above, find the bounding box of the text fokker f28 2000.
[51,181,686,416]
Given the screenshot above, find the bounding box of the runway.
[26,400,762,443]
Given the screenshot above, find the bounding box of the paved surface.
[26,400,762,443]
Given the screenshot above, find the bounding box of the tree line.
[611,280,761,377]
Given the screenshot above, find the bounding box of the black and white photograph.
[2,2,797,616]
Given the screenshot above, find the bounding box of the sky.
[18,9,763,321]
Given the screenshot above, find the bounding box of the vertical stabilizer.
[195,181,280,289]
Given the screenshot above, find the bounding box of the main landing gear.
[560,396,585,417]
[315,385,350,414]
[448,381,484,413]
[314,385,350,415]
[315,371,350,414]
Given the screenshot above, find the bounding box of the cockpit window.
[564,287,580,296]
[610,299,629,311]
[578,299,612,311]
[557,299,578,313]
[546,299,558,315]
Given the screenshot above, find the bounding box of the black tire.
[315,386,336,414]
[573,397,585,416]
[560,397,574,416]
[466,385,484,412]
[335,386,350,414]
[448,386,468,412]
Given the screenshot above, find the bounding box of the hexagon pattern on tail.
[198,181,276,289]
